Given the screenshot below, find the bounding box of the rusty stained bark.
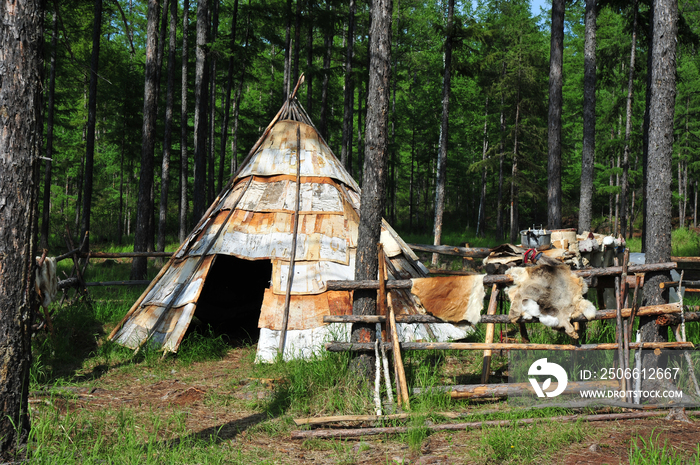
[0,0,43,457]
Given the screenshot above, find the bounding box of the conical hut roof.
[110,95,465,360]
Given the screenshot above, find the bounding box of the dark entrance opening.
[193,255,272,344]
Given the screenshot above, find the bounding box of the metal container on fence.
[520,228,551,248]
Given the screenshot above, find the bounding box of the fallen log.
[324,341,694,352]
[323,303,689,325]
[413,380,620,399]
[58,278,151,289]
[55,250,174,262]
[293,412,464,426]
[290,411,665,439]
[408,243,491,258]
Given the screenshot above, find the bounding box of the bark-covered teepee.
[110,89,470,362]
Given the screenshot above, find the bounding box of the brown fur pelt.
[506,264,596,339]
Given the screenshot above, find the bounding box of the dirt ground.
[28,345,700,464]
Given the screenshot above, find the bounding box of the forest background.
[39,0,700,267]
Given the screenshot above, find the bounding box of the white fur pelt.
[35,257,58,309]
[506,264,596,339]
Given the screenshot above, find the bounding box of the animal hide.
[506,264,596,338]
[410,275,486,325]
[35,257,58,309]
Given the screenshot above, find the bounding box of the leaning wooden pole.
[383,244,409,408]
[279,123,303,356]
[481,284,500,384]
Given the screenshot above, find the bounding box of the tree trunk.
[547,0,564,230]
[157,0,178,253]
[352,0,392,377]
[432,0,454,267]
[283,0,292,100]
[41,7,59,251]
[207,0,219,206]
[319,1,333,141]
[357,80,364,181]
[681,95,690,227]
[229,16,251,176]
[341,0,356,171]
[192,0,210,226]
[81,0,103,254]
[609,156,613,233]
[132,0,160,280]
[640,0,677,353]
[477,97,488,238]
[118,108,125,244]
[0,0,43,457]
[694,179,697,229]
[621,0,638,239]
[219,0,239,192]
[180,0,190,243]
[306,12,314,112]
[510,97,521,244]
[579,0,596,234]
[293,0,302,87]
[496,63,506,240]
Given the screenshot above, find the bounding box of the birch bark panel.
[272,255,357,294]
[141,255,215,307]
[237,122,356,187]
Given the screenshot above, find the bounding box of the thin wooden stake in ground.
[481,284,500,384]
[383,244,409,408]
[376,244,394,407]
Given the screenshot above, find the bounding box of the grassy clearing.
[24,229,700,463]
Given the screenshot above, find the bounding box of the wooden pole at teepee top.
[279,124,303,356]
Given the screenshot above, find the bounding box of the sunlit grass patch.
[628,428,700,465]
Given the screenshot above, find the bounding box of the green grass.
[475,419,588,464]
[629,429,700,465]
